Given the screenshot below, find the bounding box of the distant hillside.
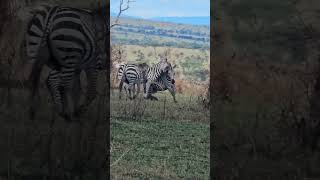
[110,17,210,49]
[149,16,210,26]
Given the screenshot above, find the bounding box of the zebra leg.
[144,81,151,99]
[133,82,140,99]
[128,83,134,100]
[124,83,130,98]
[131,83,136,99]
[74,68,98,117]
[150,95,158,101]
[149,89,159,101]
[145,82,158,101]
[143,82,146,94]
[47,70,64,116]
[60,66,77,121]
[168,86,178,103]
[72,73,81,113]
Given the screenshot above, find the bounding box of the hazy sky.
[110,0,210,18]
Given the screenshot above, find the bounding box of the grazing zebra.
[117,62,149,99]
[26,5,107,121]
[144,57,177,102]
[147,74,177,102]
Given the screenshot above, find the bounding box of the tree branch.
[110,0,135,28]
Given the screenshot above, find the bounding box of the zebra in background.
[144,57,177,102]
[26,4,107,121]
[117,62,149,99]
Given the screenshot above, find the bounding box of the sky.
[110,0,210,18]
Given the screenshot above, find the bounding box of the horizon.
[110,0,210,19]
[110,12,210,18]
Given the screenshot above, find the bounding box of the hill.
[110,17,210,49]
[149,16,210,26]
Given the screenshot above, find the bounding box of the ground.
[110,89,210,179]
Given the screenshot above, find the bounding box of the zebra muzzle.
[171,79,175,84]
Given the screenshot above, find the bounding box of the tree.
[110,0,134,28]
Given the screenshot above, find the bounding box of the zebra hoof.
[150,96,158,101]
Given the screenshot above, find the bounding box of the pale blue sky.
[110,0,210,18]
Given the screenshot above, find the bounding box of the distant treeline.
[113,24,209,42]
[110,17,210,49]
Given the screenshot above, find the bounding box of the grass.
[111,44,210,82]
[214,99,320,179]
[110,89,210,179]
[212,57,320,179]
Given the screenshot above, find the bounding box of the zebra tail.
[120,71,128,89]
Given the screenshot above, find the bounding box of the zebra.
[144,57,177,102]
[147,74,177,102]
[25,5,108,121]
[117,62,149,99]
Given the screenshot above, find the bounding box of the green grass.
[111,90,209,179]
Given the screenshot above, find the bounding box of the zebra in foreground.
[144,57,177,102]
[145,73,177,102]
[117,62,148,99]
[26,4,107,121]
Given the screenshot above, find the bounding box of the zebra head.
[158,57,177,81]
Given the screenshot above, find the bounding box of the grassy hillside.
[111,45,209,86]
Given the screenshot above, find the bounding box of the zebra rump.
[117,62,149,99]
[26,4,108,121]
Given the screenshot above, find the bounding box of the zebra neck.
[148,66,163,81]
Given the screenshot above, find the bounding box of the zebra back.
[118,63,149,84]
[147,57,175,82]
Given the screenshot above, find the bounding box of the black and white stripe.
[147,74,177,102]
[26,5,107,120]
[144,58,176,102]
[117,63,148,99]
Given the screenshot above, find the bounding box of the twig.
[111,146,133,167]
[110,0,135,28]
